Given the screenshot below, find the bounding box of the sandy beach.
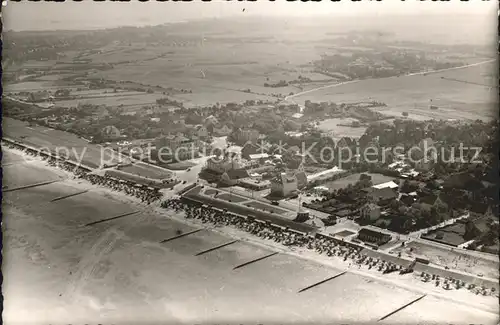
[2,147,499,325]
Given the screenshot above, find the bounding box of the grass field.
[166,161,197,170]
[245,201,289,215]
[333,230,357,238]
[118,162,173,180]
[323,173,397,191]
[216,193,249,203]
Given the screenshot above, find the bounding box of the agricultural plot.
[54,92,166,108]
[88,41,326,106]
[4,81,63,93]
[293,62,497,121]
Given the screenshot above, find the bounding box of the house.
[212,124,232,136]
[360,203,381,221]
[412,194,448,213]
[358,134,373,148]
[270,172,298,197]
[221,168,250,186]
[360,174,372,181]
[233,128,260,144]
[154,133,200,160]
[204,115,219,127]
[205,153,246,174]
[195,125,209,139]
[367,187,398,205]
[101,125,121,140]
[336,137,356,149]
[357,228,392,246]
[372,181,399,190]
[241,142,261,160]
[248,153,270,162]
[399,194,416,207]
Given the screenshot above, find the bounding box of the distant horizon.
[3,0,497,32]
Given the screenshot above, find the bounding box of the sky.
[2,0,498,31]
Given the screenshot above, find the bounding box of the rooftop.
[372,181,399,190]
[226,168,250,180]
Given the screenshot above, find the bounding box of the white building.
[270,172,298,197]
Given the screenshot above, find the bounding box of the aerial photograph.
[1,1,499,324]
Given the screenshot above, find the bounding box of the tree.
[464,221,481,241]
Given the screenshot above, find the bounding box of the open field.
[216,193,249,203]
[4,81,64,92]
[2,149,499,324]
[317,117,368,139]
[54,92,166,108]
[391,240,500,280]
[118,163,173,180]
[292,61,498,121]
[323,173,397,191]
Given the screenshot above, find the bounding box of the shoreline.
[3,145,499,316]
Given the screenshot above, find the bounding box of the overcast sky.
[3,0,497,31]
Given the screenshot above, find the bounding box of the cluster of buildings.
[201,148,309,198]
